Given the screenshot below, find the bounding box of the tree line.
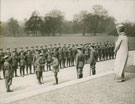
[0,5,135,37]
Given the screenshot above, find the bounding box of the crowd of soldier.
[0,42,115,92]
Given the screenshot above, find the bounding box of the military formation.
[0,42,115,92]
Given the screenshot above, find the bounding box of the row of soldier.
[0,42,115,79]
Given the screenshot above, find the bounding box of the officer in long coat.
[90,45,97,75]
[48,54,59,85]
[76,47,85,79]
[4,55,13,92]
[35,53,45,85]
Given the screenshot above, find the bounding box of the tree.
[45,9,64,36]
[7,18,20,37]
[73,11,88,36]
[25,11,44,36]
[92,5,108,35]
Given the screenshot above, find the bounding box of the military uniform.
[11,52,19,77]
[4,56,13,92]
[35,54,45,84]
[0,49,4,79]
[90,46,97,75]
[25,50,33,74]
[19,52,26,76]
[58,47,63,69]
[46,49,52,71]
[62,47,67,68]
[76,48,85,79]
[67,48,72,67]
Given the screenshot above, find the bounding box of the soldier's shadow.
[125,65,135,81]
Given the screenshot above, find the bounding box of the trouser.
[36,71,42,84]
[20,66,25,76]
[26,64,32,74]
[67,58,71,67]
[12,66,18,77]
[62,58,66,68]
[5,76,12,91]
[90,64,96,75]
[47,61,51,71]
[71,57,75,66]
[76,67,83,79]
[54,72,58,84]
[58,59,62,69]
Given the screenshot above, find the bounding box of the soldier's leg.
[54,72,58,84]
[92,66,96,75]
[26,64,29,75]
[3,68,5,79]
[29,64,32,74]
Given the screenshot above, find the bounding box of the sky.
[1,0,135,23]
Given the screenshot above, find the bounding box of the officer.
[4,55,13,92]
[84,45,89,64]
[90,45,97,75]
[11,51,19,77]
[98,43,102,61]
[19,51,26,77]
[48,54,59,85]
[35,53,45,85]
[76,46,85,79]
[25,50,33,74]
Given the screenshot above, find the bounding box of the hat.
[39,53,43,56]
[4,55,9,59]
[77,46,82,49]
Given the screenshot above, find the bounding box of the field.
[0,35,135,51]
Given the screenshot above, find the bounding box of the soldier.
[62,47,67,68]
[84,45,89,64]
[71,45,77,66]
[25,50,33,74]
[11,51,19,77]
[98,43,102,61]
[76,47,85,79]
[33,50,39,73]
[19,51,26,77]
[48,54,59,85]
[5,48,11,56]
[58,47,63,69]
[67,48,72,67]
[90,45,97,75]
[35,53,45,85]
[0,49,4,79]
[46,49,52,71]
[4,55,13,92]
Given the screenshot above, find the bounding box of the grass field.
[0,35,135,51]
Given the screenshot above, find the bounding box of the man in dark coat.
[76,47,85,79]
[4,55,13,92]
[90,45,97,75]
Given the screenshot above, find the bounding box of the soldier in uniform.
[84,45,89,64]
[0,49,4,79]
[19,51,26,77]
[11,51,19,77]
[46,49,52,71]
[5,48,11,56]
[25,50,33,74]
[76,47,85,79]
[58,47,63,69]
[4,55,13,92]
[90,45,97,75]
[33,50,39,73]
[48,54,59,85]
[35,53,45,85]
[67,48,72,67]
[62,47,67,68]
[71,44,77,66]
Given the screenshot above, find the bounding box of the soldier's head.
[0,48,3,53]
[12,51,16,56]
[77,47,82,53]
[4,55,9,61]
[26,47,28,50]
[6,48,10,52]
[90,45,95,50]
[39,53,43,57]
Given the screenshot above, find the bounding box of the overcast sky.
[1,0,135,23]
